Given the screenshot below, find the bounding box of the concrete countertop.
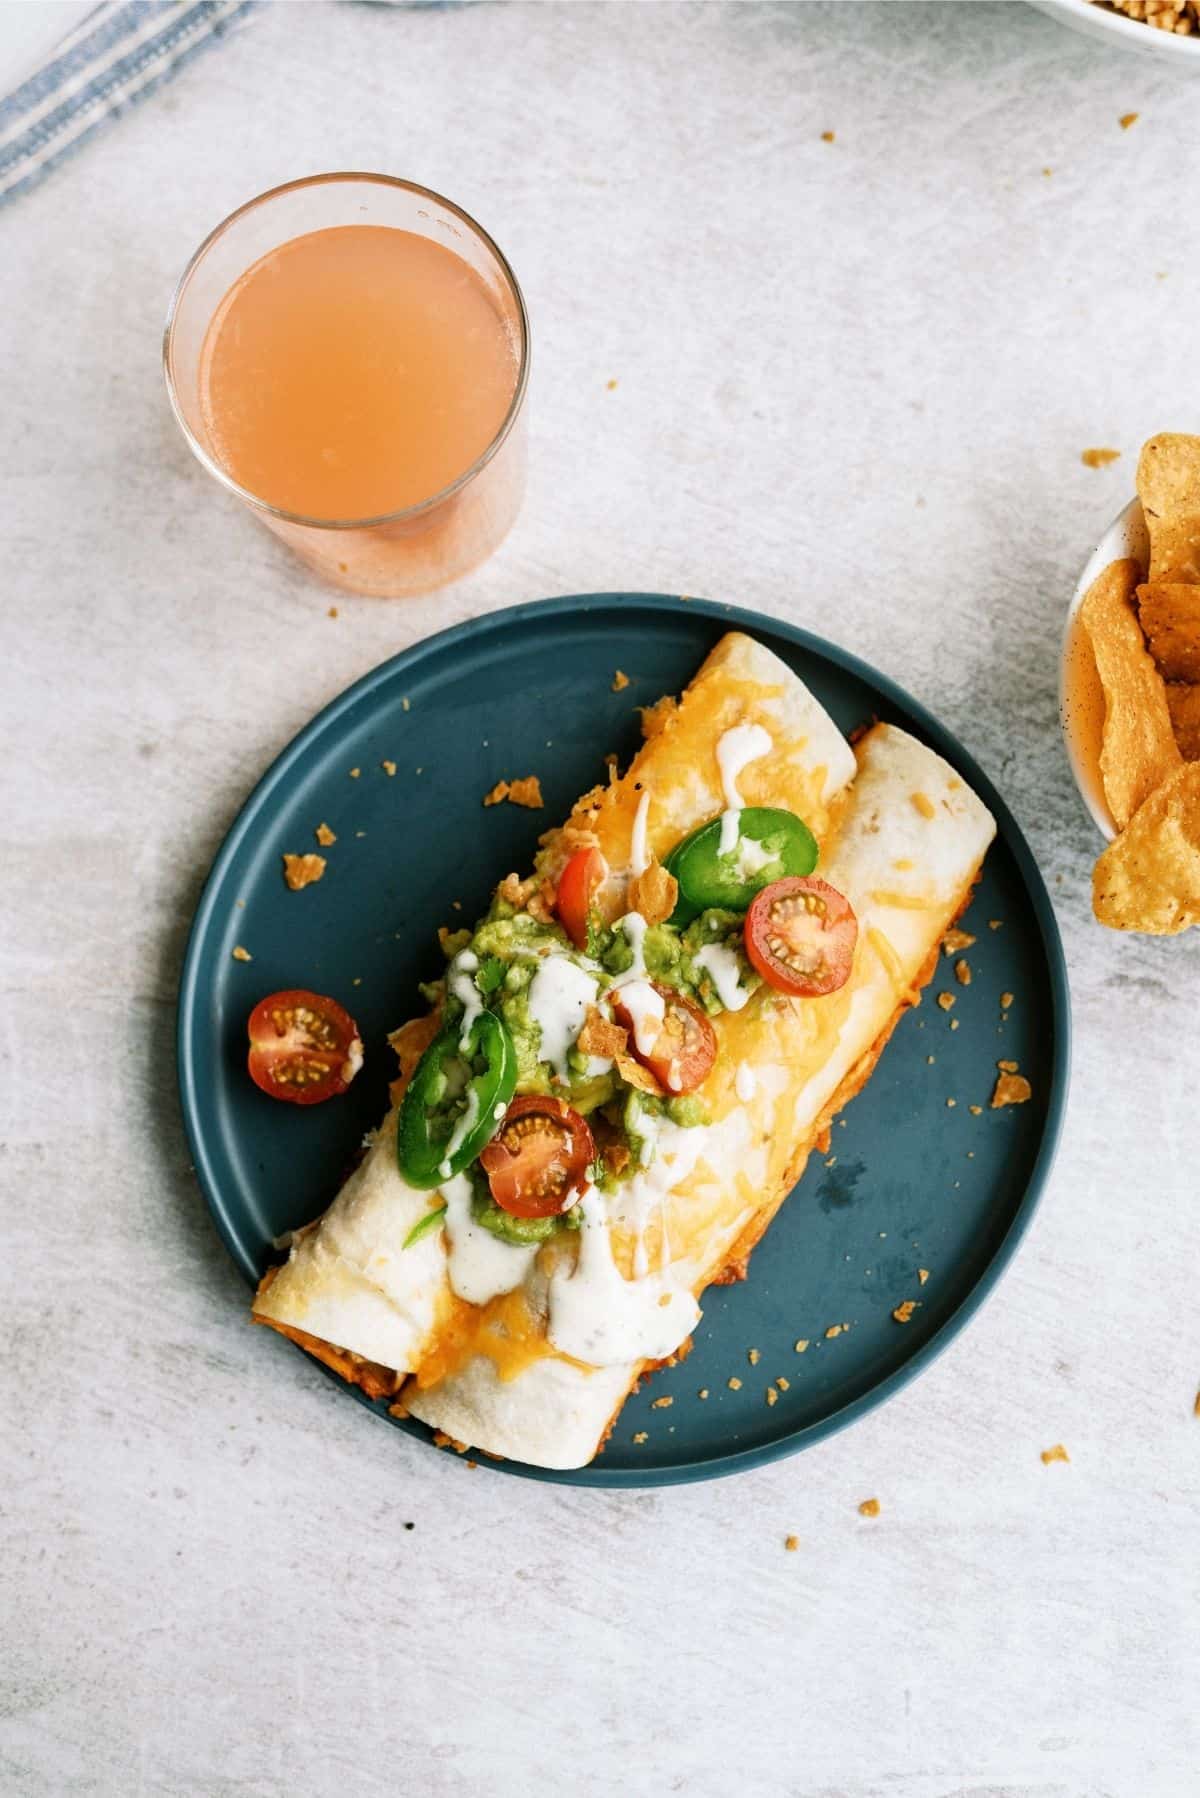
[2,4,1197,1793]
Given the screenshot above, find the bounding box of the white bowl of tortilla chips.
[1061,433,1200,933]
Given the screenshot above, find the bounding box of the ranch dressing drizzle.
[734,1062,757,1102]
[629,788,652,877]
[440,1173,537,1306]
[693,940,750,1012]
[528,955,600,1079]
[547,1186,700,1366]
[716,722,773,856]
[448,950,482,1050]
[609,910,665,1058]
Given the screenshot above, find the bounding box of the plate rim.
[177,592,1072,1488]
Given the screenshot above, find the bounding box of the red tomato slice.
[613,981,717,1095]
[480,1096,595,1217]
[247,989,363,1106]
[744,877,858,997]
[555,848,608,950]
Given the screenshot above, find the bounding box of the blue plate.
[178,595,1070,1486]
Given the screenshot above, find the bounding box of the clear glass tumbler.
[163,173,530,598]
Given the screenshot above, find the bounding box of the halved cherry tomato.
[612,980,717,1095]
[744,877,858,997]
[480,1096,595,1217]
[247,989,363,1106]
[555,847,608,950]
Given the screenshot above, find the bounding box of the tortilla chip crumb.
[785,1534,800,1551]
[231,945,252,962]
[1000,991,1014,1010]
[607,378,619,391]
[282,852,326,891]
[937,992,956,1012]
[579,1006,628,1061]
[612,669,630,691]
[766,1387,778,1406]
[776,1376,790,1391]
[824,1324,843,1340]
[946,1097,957,1109]
[917,1268,929,1284]
[633,1431,648,1444]
[651,1395,673,1409]
[794,1339,809,1354]
[432,1431,468,1453]
[969,1104,982,1116]
[402,696,411,711]
[989,918,1002,930]
[1119,112,1138,130]
[950,1018,960,1031]
[954,958,972,986]
[892,1300,919,1324]
[349,767,360,778]
[992,1070,1031,1108]
[747,1347,761,1365]
[1193,1390,1200,1418]
[858,1498,881,1518]
[927,1055,935,1065]
[629,861,678,926]
[381,760,396,777]
[315,822,336,846]
[728,1376,743,1391]
[942,928,976,955]
[484,775,544,809]
[327,606,338,618]
[1041,1443,1070,1465]
[998,1058,1019,1072]
[1081,448,1121,469]
[387,1400,409,1419]
[698,1388,709,1400]
[821,129,835,143]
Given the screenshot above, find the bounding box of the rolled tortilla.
[252,632,856,1390]
[402,721,995,1468]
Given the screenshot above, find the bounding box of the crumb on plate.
[937,992,956,1012]
[382,760,396,777]
[728,1376,743,1391]
[892,1300,919,1324]
[633,1431,648,1444]
[942,928,975,954]
[955,958,972,986]
[918,1268,929,1284]
[612,669,630,691]
[315,822,336,846]
[1000,991,1014,1009]
[231,944,252,962]
[483,775,544,809]
[282,852,326,891]
[765,1387,778,1406]
[794,1339,809,1354]
[748,1347,761,1365]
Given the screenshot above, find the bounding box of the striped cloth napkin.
[0,1,259,210]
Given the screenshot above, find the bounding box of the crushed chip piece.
[776,1376,790,1391]
[858,1498,880,1518]
[942,928,976,955]
[578,1006,627,1061]
[998,1059,1019,1072]
[282,853,326,891]
[1041,1443,1070,1465]
[615,1047,667,1096]
[382,760,396,777]
[765,1387,778,1406]
[327,606,338,619]
[727,1376,743,1391]
[954,958,971,986]
[1081,448,1121,468]
[1119,111,1138,129]
[946,1098,957,1109]
[937,992,955,1012]
[785,1534,799,1551]
[651,1395,673,1409]
[992,1070,1032,1108]
[969,1104,982,1116]
[231,944,252,962]
[1093,761,1200,934]
[349,767,360,779]
[633,1431,648,1444]
[794,1339,809,1354]
[612,669,630,692]
[639,695,677,739]
[483,776,544,809]
[747,1348,761,1365]
[824,1324,843,1340]
[1000,991,1013,1009]
[917,1268,929,1284]
[989,918,1002,930]
[698,1388,709,1400]
[1080,557,1181,828]
[629,861,678,926]
[892,1300,919,1324]
[315,822,336,846]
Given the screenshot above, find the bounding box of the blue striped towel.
[0,1,259,210]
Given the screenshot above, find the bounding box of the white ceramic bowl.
[1030,0,1200,65]
[1060,496,1150,840]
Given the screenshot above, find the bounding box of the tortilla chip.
[615,1049,666,1097]
[1136,434,1200,584]
[628,861,678,926]
[1092,761,1200,935]
[1078,558,1181,828]
[1166,684,1200,761]
[1137,583,1200,682]
[577,1006,627,1060]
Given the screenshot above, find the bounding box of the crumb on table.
[858,1498,881,1518]
[1041,1443,1070,1465]
[1081,448,1121,468]
[785,1534,800,1551]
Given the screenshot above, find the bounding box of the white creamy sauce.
[440,1173,537,1306]
[614,910,649,978]
[547,1186,701,1366]
[617,979,665,1057]
[716,722,773,855]
[449,949,482,1049]
[730,832,775,880]
[527,955,600,1079]
[693,940,750,1012]
[439,1085,481,1180]
[617,1120,708,1229]
[734,1061,758,1102]
[630,788,652,877]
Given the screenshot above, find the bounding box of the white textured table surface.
[3,4,1199,1794]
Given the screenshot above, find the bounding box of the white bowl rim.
[1060,495,1152,843]
[1032,0,1200,60]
